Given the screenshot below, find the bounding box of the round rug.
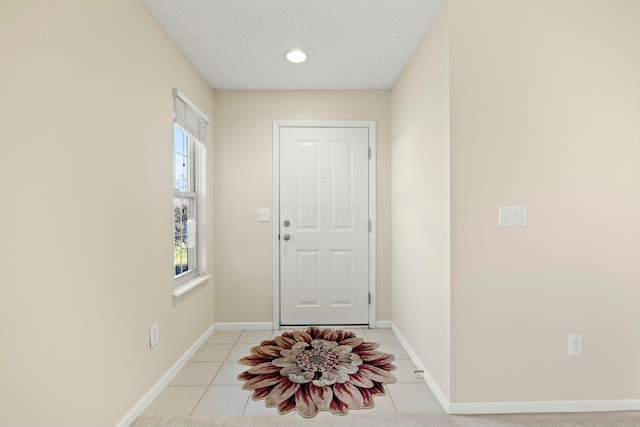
[237,327,396,418]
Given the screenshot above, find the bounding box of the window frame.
[174,125,198,281]
[172,89,210,297]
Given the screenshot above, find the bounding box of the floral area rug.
[237,327,396,418]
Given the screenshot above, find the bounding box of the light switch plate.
[257,208,271,222]
[498,205,528,227]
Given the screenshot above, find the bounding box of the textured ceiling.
[141,0,444,90]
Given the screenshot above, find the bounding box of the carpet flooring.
[132,411,640,427]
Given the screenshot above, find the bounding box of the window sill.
[173,274,210,298]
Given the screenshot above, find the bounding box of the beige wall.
[449,0,640,402]
[3,0,638,423]
[390,3,451,399]
[390,0,640,405]
[213,90,391,323]
[0,1,215,425]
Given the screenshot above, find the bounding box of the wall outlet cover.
[568,334,583,356]
[150,323,159,348]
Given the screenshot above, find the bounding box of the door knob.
[283,234,291,241]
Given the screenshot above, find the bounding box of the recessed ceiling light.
[286,49,307,63]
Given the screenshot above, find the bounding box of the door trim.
[272,120,376,329]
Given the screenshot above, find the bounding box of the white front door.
[279,126,370,325]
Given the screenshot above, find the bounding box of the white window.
[173,89,209,296]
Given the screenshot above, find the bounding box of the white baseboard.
[375,320,392,329]
[449,399,640,414]
[215,322,273,331]
[115,323,216,427]
[214,322,389,331]
[389,322,640,415]
[390,322,451,413]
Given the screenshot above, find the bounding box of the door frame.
[272,120,377,329]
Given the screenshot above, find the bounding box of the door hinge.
[368,147,372,159]
[278,234,280,240]
[368,220,371,232]
[368,292,371,304]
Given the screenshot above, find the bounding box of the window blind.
[173,89,210,143]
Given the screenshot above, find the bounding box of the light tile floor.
[139,328,445,419]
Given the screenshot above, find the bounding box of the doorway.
[272,121,376,328]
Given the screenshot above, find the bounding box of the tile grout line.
[384,384,400,415]
[189,329,242,416]
[207,362,224,387]
[232,330,252,416]
[240,389,252,415]
[188,386,212,417]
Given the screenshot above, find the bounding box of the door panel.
[296,250,320,306]
[279,127,369,325]
[330,249,353,305]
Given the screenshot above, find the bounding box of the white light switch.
[257,208,271,222]
[498,205,528,227]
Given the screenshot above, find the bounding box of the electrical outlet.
[149,323,159,348]
[568,334,582,356]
